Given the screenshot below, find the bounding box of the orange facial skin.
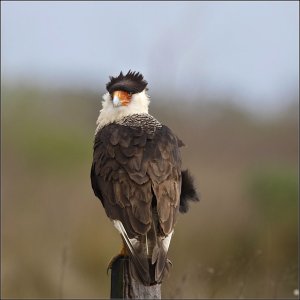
[113,90,132,106]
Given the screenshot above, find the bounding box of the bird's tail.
[113,215,173,286]
[113,220,151,284]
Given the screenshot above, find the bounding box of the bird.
[90,70,199,285]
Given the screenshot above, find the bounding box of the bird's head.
[106,70,148,108]
[96,70,150,131]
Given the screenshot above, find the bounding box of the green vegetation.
[248,166,298,224]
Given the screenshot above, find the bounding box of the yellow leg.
[107,241,128,274]
[119,242,128,256]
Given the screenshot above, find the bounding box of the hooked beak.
[112,90,131,107]
[113,95,121,107]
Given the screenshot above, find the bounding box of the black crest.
[106,70,148,94]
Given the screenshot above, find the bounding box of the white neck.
[95,89,150,133]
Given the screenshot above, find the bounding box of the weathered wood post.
[110,256,161,299]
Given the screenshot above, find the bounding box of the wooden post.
[110,256,161,299]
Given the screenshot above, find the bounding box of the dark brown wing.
[91,123,182,236]
[91,121,182,284]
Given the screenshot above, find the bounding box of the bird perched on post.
[91,70,199,285]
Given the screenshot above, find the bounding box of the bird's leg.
[107,240,128,274]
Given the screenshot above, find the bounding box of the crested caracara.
[91,71,199,285]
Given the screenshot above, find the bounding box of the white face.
[95,89,150,133]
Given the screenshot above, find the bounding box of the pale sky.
[1,1,299,113]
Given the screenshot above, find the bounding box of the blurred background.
[1,1,299,299]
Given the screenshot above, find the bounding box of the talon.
[106,242,129,274]
[107,254,125,274]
